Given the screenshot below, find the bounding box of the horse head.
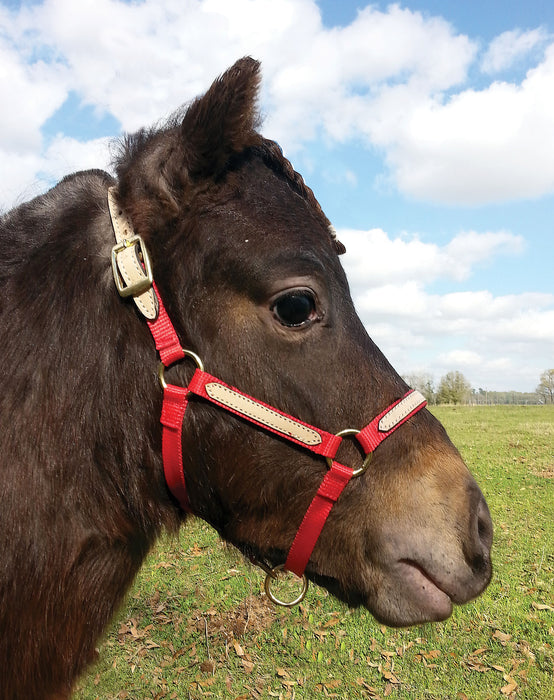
[113,57,492,626]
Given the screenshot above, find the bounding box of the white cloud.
[387,46,554,203]
[43,135,112,180]
[437,350,482,367]
[1,1,553,208]
[0,30,69,152]
[0,136,111,211]
[339,228,554,392]
[481,27,549,74]
[339,228,524,291]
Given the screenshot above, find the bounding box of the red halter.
[108,188,427,605]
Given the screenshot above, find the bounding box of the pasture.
[75,405,553,699]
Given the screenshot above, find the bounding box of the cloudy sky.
[1,0,552,393]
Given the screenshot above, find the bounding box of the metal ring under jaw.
[326,428,373,477]
[157,349,205,390]
[264,565,309,608]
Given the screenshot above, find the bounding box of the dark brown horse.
[0,58,492,699]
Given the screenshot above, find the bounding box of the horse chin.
[309,563,455,628]
[377,560,455,625]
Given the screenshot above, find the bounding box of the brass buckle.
[326,428,372,477]
[111,235,154,298]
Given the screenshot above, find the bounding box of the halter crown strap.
[108,187,158,320]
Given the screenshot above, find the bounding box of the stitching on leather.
[205,383,322,446]
[378,391,424,432]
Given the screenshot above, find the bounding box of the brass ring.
[264,564,309,608]
[157,349,205,390]
[326,428,373,477]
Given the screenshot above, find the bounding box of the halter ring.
[326,428,373,477]
[157,349,205,390]
[264,564,309,607]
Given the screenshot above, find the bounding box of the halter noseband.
[108,188,427,606]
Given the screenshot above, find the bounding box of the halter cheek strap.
[108,188,427,602]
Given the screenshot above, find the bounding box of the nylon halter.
[107,188,427,606]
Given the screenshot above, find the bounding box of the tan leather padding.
[378,391,426,432]
[205,382,323,446]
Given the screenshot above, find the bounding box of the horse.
[0,57,492,699]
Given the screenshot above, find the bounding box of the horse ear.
[180,57,262,179]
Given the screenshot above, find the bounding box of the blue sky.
[1,0,553,392]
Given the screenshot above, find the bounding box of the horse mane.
[254,139,346,254]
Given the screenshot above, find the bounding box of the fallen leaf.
[501,677,518,696]
[199,660,216,674]
[493,630,512,645]
[465,661,489,672]
[470,647,488,656]
[378,665,400,684]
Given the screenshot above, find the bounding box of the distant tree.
[536,369,554,404]
[402,373,436,404]
[436,371,472,405]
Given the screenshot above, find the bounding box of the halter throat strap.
[107,188,427,590]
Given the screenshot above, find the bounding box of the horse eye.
[272,290,317,327]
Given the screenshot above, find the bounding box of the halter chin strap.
[108,187,427,604]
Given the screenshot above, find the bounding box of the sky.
[0,0,553,393]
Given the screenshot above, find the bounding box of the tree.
[536,369,554,404]
[436,371,472,405]
[402,373,436,404]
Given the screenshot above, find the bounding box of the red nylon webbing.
[284,461,354,577]
[147,282,185,367]
[160,384,191,512]
[148,283,189,511]
[356,390,427,454]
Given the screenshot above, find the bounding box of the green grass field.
[75,406,554,699]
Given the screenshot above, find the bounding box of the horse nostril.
[476,497,493,552]
[464,488,493,578]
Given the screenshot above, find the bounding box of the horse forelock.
[112,124,345,256]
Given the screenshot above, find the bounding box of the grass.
[75,406,554,699]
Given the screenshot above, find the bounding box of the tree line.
[402,369,554,405]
